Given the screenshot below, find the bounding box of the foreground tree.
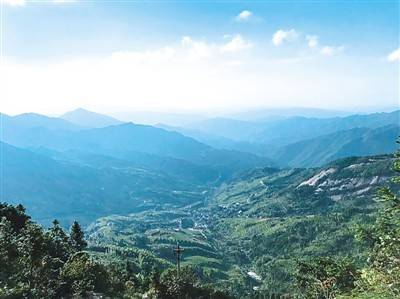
[70,220,87,252]
[0,202,30,232]
[47,219,70,261]
[0,218,20,289]
[61,252,111,297]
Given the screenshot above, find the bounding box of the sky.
[0,0,399,116]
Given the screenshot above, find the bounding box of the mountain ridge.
[271,125,400,167]
[61,108,124,128]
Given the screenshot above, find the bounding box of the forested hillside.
[1,142,209,225]
[85,154,398,298]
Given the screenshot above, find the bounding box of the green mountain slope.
[0,142,208,226]
[86,154,396,297]
[272,125,399,167]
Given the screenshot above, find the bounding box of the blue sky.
[1,0,399,115]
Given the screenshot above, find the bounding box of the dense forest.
[0,203,231,298]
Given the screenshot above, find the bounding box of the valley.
[85,154,395,297]
[0,108,399,298]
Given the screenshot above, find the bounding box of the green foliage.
[295,257,359,298]
[0,202,30,232]
[46,219,70,261]
[2,145,398,298]
[0,203,229,298]
[84,155,395,298]
[155,266,232,299]
[351,149,400,297]
[0,204,111,298]
[70,220,87,252]
[298,145,400,299]
[61,252,111,296]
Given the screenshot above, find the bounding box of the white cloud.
[387,48,400,62]
[306,35,318,48]
[320,45,344,56]
[272,29,299,46]
[220,35,253,53]
[235,10,252,22]
[181,36,213,59]
[1,0,25,6]
[180,35,253,58]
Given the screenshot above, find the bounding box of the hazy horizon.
[1,0,399,116]
[2,104,399,126]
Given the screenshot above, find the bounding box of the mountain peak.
[70,107,90,113]
[61,108,123,128]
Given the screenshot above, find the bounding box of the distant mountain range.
[1,114,273,203]
[253,110,400,146]
[0,112,80,131]
[2,109,398,170]
[1,113,273,180]
[60,108,124,128]
[1,108,398,226]
[0,111,274,224]
[158,110,399,166]
[180,110,399,145]
[271,125,399,167]
[184,117,263,141]
[156,123,269,156]
[226,107,355,121]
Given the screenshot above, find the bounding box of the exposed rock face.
[296,156,393,202]
[298,168,337,187]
